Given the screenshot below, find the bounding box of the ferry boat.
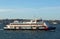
[4,19,56,30]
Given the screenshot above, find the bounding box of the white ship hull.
[4,25,47,30]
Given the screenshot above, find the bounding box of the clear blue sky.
[0,0,60,20]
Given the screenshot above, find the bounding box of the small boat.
[4,19,56,30]
[52,22,57,24]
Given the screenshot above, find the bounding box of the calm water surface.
[0,24,60,39]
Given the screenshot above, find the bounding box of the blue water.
[0,24,60,39]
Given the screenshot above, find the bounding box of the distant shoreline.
[0,19,60,25]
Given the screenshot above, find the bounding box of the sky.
[0,0,60,20]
